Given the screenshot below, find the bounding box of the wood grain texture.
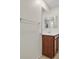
[42,35,59,59]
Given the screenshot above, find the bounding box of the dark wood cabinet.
[56,37,59,53]
[42,35,59,59]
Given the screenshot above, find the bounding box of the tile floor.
[39,53,59,59]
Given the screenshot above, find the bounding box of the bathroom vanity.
[42,34,59,59]
[42,10,59,59]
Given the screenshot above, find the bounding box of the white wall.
[21,0,41,23]
[20,0,42,59]
[42,7,59,35]
[20,21,41,59]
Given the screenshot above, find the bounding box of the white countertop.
[42,32,59,36]
[42,31,59,39]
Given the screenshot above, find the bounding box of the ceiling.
[43,0,59,9]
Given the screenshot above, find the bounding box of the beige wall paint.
[20,0,42,59]
[20,0,42,23]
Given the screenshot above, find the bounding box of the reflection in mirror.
[44,16,58,29]
[45,19,49,28]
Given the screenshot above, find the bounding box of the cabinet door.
[42,35,56,58]
[48,37,55,58]
[47,37,53,58]
[56,37,59,53]
[42,36,54,57]
[42,35,49,56]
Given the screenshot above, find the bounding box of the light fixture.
[35,0,49,11]
[35,0,42,5]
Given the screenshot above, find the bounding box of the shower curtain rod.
[20,18,40,24]
[20,18,35,23]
